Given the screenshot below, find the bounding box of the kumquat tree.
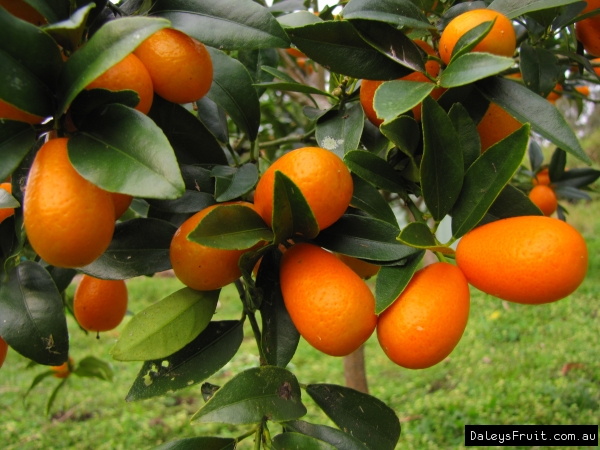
[1,0,600,448]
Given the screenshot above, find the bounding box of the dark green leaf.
[0,190,19,208]
[449,103,480,170]
[552,168,600,188]
[397,222,434,248]
[316,105,365,158]
[554,186,592,200]
[441,53,515,88]
[373,81,434,123]
[345,150,406,194]
[278,11,323,27]
[261,66,298,84]
[22,0,60,23]
[153,437,236,450]
[307,384,400,450]
[41,3,94,52]
[350,175,399,227]
[111,288,220,361]
[151,0,290,50]
[46,378,68,416]
[438,84,489,124]
[188,204,273,250]
[202,382,221,402]
[477,184,542,227]
[69,104,185,199]
[69,88,141,124]
[0,120,35,181]
[488,0,581,19]
[45,266,77,293]
[73,356,114,381]
[342,0,432,30]
[273,433,336,450]
[476,77,590,164]
[285,420,370,450]
[549,147,567,182]
[360,119,389,154]
[270,0,307,12]
[287,21,412,80]
[438,2,489,28]
[449,20,494,63]
[127,321,244,402]
[0,261,68,365]
[239,48,278,96]
[78,218,177,280]
[196,96,229,144]
[519,43,560,97]
[380,115,420,158]
[212,164,259,202]
[452,124,530,238]
[181,165,216,194]
[256,81,333,99]
[528,141,544,172]
[375,251,425,314]
[192,366,307,424]
[146,191,215,214]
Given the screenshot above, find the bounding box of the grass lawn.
[1,201,599,449]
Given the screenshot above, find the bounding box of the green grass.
[1,201,599,449]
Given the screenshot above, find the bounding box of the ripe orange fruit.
[280,243,377,357]
[456,216,588,304]
[360,40,443,126]
[134,28,213,104]
[532,168,550,186]
[476,102,521,152]
[439,9,516,65]
[0,336,8,369]
[286,47,306,58]
[0,0,47,25]
[528,185,558,216]
[23,138,115,268]
[86,53,154,114]
[296,57,314,75]
[111,193,133,219]
[254,147,353,231]
[377,262,470,369]
[170,202,260,291]
[51,357,75,378]
[0,182,14,223]
[0,98,45,124]
[74,275,128,332]
[546,84,563,104]
[575,0,600,56]
[335,253,380,279]
[575,85,591,97]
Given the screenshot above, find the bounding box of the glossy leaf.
[273,433,336,450]
[398,222,435,248]
[549,147,567,182]
[69,104,185,199]
[153,437,236,450]
[127,321,244,402]
[78,218,177,280]
[146,191,215,214]
[0,120,35,182]
[342,0,432,30]
[188,204,273,250]
[278,11,323,27]
[41,3,94,52]
[350,174,399,227]
[373,81,434,123]
[0,190,19,208]
[345,150,406,194]
[238,48,278,96]
[45,266,77,293]
[554,186,592,200]
[111,288,220,361]
[361,119,389,154]
[440,53,515,88]
[180,165,216,194]
[256,81,332,100]
[57,16,169,115]
[192,366,307,424]
[476,77,590,164]
[287,21,412,80]
[150,0,290,50]
[206,47,261,142]
[452,124,530,238]
[285,420,370,450]
[438,1,489,28]
[314,214,419,261]
[380,115,420,158]
[552,168,600,188]
[212,164,259,202]
[270,0,307,12]
[528,140,544,172]
[307,384,400,450]
[73,356,114,381]
[0,261,68,365]
[477,184,543,227]
[449,103,480,171]
[375,251,425,314]
[488,0,581,19]
[316,105,364,158]
[196,96,229,144]
[519,43,560,97]
[69,88,141,124]
[420,96,464,221]
[449,21,494,63]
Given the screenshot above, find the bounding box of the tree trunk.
[343,345,369,393]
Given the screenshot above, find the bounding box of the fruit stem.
[236,278,268,365]
[254,421,264,450]
[404,196,426,224]
[226,143,241,166]
[250,140,259,163]
[435,251,447,263]
[236,426,259,443]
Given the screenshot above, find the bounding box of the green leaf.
[345,150,406,194]
[380,115,421,158]
[0,120,35,181]
[488,0,581,19]
[73,356,114,381]
[41,3,94,53]
[350,175,399,227]
[528,141,544,172]
[0,190,19,208]
[307,384,400,450]
[150,0,290,50]
[451,124,530,238]
[212,164,259,202]
[78,218,177,280]
[69,88,141,124]
[449,20,494,63]
[342,0,432,30]
[188,204,273,250]
[397,222,435,248]
[440,53,515,88]
[256,81,334,99]
[361,120,389,154]
[375,251,425,314]
[257,249,300,368]
[272,171,320,243]
[196,96,229,144]
[477,184,543,227]
[278,11,323,27]
[373,81,434,123]
[192,366,307,424]
[148,95,228,166]
[45,266,76,293]
[24,370,55,401]
[287,21,412,80]
[46,378,68,416]
[57,16,169,115]
[270,0,308,12]
[127,320,244,402]
[476,77,590,164]
[69,104,185,199]
[552,168,600,188]
[146,191,215,214]
[549,147,567,182]
[316,105,365,158]
[273,433,336,450]
[152,437,236,450]
[313,215,419,261]
[519,43,560,97]
[206,47,261,142]
[420,96,464,221]
[239,48,279,96]
[111,288,219,361]
[448,103,480,171]
[554,186,592,200]
[284,420,370,450]
[0,261,69,366]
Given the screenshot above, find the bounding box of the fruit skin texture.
[0,99,44,124]
[0,336,8,369]
[134,28,213,104]
[477,102,521,152]
[254,147,353,231]
[170,202,259,291]
[280,244,377,357]
[51,357,75,378]
[377,262,470,369]
[456,216,588,304]
[74,276,128,332]
[532,168,550,186]
[86,53,154,114]
[529,185,558,216]
[111,193,133,219]
[23,138,115,268]
[0,182,14,223]
[439,9,516,65]
[335,253,380,279]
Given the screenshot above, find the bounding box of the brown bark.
[343,345,369,393]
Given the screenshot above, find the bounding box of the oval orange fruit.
[0,98,45,124]
[456,216,588,304]
[476,102,521,153]
[111,193,133,219]
[575,0,600,56]
[335,253,380,279]
[280,243,377,357]
[50,357,75,378]
[74,276,128,332]
[532,168,550,186]
[377,262,470,369]
[528,185,558,216]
